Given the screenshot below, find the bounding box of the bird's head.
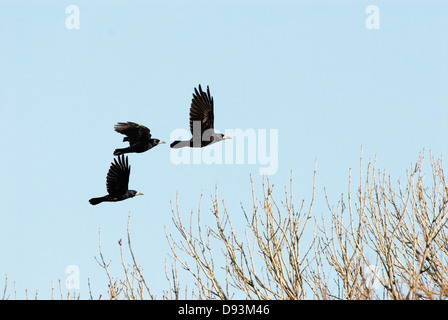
[129,190,144,198]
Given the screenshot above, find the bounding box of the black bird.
[170,85,231,148]
[89,155,143,205]
[113,121,165,156]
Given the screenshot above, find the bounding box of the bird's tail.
[170,140,190,148]
[89,196,108,205]
[113,147,131,156]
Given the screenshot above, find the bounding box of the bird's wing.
[106,155,130,195]
[114,122,151,144]
[189,85,214,137]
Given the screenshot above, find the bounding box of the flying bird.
[113,121,165,156]
[170,85,231,148]
[89,155,143,205]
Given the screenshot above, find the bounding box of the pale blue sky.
[0,0,446,299]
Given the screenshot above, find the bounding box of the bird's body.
[88,190,141,205]
[170,85,230,148]
[114,122,165,156]
[89,155,143,205]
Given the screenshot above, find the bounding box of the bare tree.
[165,161,319,299]
[95,213,155,300]
[309,151,448,299]
[9,150,444,300]
[164,151,448,300]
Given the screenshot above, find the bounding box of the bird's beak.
[223,135,232,140]
[158,141,166,144]
[136,192,144,196]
